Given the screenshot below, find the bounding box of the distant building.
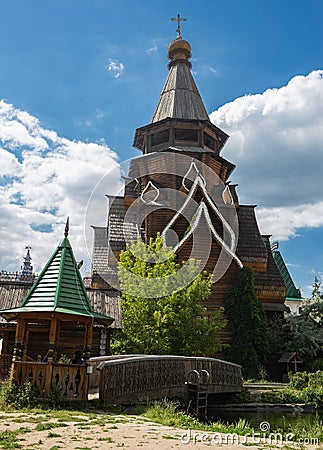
[0,246,36,284]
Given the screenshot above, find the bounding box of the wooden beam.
[22,329,29,361]
[10,318,26,381]
[48,317,59,360]
[84,319,94,361]
[12,318,26,361]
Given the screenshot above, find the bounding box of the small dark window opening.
[151,130,170,146]
[204,132,216,150]
[174,128,198,142]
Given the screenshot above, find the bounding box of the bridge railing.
[97,355,242,404]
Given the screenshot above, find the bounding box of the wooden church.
[91,22,287,341]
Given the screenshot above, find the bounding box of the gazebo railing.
[14,361,47,395]
[51,363,87,399]
[12,361,88,400]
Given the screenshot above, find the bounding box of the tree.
[225,266,269,379]
[111,235,226,356]
[311,276,322,303]
[266,278,323,376]
[282,279,323,369]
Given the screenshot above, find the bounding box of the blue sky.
[0,0,323,297]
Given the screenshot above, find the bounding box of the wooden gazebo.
[278,352,303,382]
[0,220,114,400]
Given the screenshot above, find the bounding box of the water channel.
[208,407,323,432]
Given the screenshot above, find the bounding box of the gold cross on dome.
[171,14,186,38]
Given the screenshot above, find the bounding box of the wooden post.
[84,319,93,361]
[10,317,26,381]
[22,329,29,361]
[48,317,59,360]
[44,316,59,395]
[44,359,53,395]
[83,318,94,400]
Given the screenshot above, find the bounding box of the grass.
[140,399,254,435]
[139,399,323,443]
[47,432,61,438]
[242,376,323,409]
[0,396,321,448]
[288,413,323,442]
[35,422,67,431]
[97,437,114,442]
[0,430,22,449]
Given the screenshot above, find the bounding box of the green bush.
[302,387,323,409]
[308,358,323,372]
[289,371,309,389]
[308,370,323,389]
[233,389,254,403]
[261,389,301,404]
[57,354,71,365]
[2,380,38,409]
[43,383,66,409]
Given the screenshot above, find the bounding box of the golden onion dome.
[168,37,191,62]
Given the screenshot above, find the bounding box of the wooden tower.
[91,27,286,342]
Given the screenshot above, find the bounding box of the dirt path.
[0,411,321,449]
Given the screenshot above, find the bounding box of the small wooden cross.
[171,14,186,38]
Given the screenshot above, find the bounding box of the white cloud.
[106,59,125,78]
[209,66,218,75]
[147,45,158,55]
[95,109,104,119]
[256,202,323,241]
[210,70,323,240]
[0,147,21,177]
[0,100,122,274]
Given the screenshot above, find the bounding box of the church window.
[203,132,216,150]
[174,128,198,142]
[151,129,170,147]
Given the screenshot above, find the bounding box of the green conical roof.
[273,250,301,300]
[0,232,114,325]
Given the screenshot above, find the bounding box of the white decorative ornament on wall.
[140,180,161,205]
[182,160,206,192]
[162,173,242,268]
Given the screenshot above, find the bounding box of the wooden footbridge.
[90,355,242,406]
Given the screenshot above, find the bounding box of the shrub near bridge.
[259,371,323,408]
[289,371,310,390]
[290,371,323,408]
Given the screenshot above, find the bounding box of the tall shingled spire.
[133,17,229,154]
[151,21,209,123]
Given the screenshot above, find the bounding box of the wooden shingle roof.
[254,236,286,288]
[278,352,303,363]
[152,37,209,123]
[236,206,268,263]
